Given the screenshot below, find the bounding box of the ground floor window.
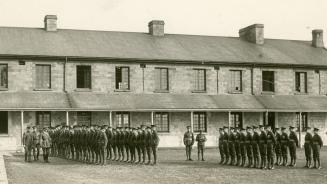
[0,111,8,134]
[36,111,51,128]
[193,112,207,132]
[230,112,243,128]
[115,112,130,127]
[154,112,169,132]
[296,112,308,132]
[77,112,91,126]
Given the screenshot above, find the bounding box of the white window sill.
[75,88,92,92]
[34,88,52,91]
[114,89,131,92]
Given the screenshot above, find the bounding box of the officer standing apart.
[23,127,33,162]
[151,125,160,165]
[183,126,194,161]
[312,128,323,169]
[288,126,299,167]
[196,130,207,161]
[40,128,52,163]
[304,127,313,168]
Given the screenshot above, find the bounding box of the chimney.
[148,20,164,36]
[44,15,57,32]
[312,29,324,48]
[239,24,264,45]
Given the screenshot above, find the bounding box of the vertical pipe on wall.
[21,111,24,147]
[66,111,69,126]
[151,111,154,125]
[190,111,194,133]
[299,112,302,148]
[228,111,231,132]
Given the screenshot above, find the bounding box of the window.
[230,112,243,128]
[230,70,242,92]
[193,112,207,132]
[116,67,130,90]
[36,112,51,128]
[0,64,8,89]
[297,112,308,132]
[115,112,130,127]
[76,65,91,89]
[77,112,91,126]
[262,71,275,92]
[193,69,206,91]
[0,111,8,134]
[154,112,169,132]
[295,72,307,93]
[36,65,51,89]
[155,68,169,91]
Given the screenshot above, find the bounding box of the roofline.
[0,54,327,69]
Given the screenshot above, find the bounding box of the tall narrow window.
[231,112,243,128]
[193,69,206,91]
[262,71,275,92]
[154,112,169,132]
[76,65,91,89]
[77,112,91,126]
[193,112,207,132]
[230,70,242,92]
[296,112,308,132]
[36,65,51,89]
[115,112,130,127]
[295,72,307,93]
[0,111,8,134]
[0,64,8,89]
[116,67,130,90]
[36,112,51,128]
[155,68,169,91]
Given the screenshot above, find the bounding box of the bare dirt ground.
[4,147,327,184]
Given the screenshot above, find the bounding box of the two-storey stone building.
[0,15,326,150]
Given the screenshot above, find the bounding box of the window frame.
[296,112,308,132]
[36,111,51,128]
[295,72,307,93]
[35,64,51,90]
[115,66,130,90]
[76,111,92,126]
[193,112,207,133]
[262,71,275,92]
[115,112,130,128]
[230,70,242,93]
[230,112,243,128]
[193,69,206,92]
[155,67,169,92]
[154,112,170,132]
[0,64,8,89]
[76,65,92,89]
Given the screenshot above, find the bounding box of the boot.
[293,158,296,167]
[317,158,321,169]
[313,159,317,169]
[308,158,312,168]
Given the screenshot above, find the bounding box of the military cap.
[252,126,258,129]
[186,126,191,128]
[108,126,112,128]
[241,128,246,131]
[223,126,228,129]
[230,127,234,130]
[151,125,156,127]
[289,126,295,129]
[265,125,271,129]
[275,127,280,130]
[281,127,286,130]
[246,126,252,129]
[314,128,319,131]
[141,125,146,127]
[306,127,311,129]
[259,125,264,128]
[219,128,223,131]
[147,126,151,129]
[27,126,31,129]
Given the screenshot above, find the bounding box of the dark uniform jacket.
[266,131,276,145]
[312,134,323,148]
[151,130,160,147]
[23,132,34,147]
[259,131,267,144]
[41,132,52,148]
[304,133,312,145]
[252,132,260,146]
[196,134,207,146]
[183,131,194,146]
[289,131,299,147]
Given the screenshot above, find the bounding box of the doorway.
[0,111,8,134]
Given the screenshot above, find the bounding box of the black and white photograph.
[0,0,326,184]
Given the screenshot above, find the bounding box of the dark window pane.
[36,65,51,89]
[155,68,169,91]
[0,64,8,88]
[77,66,91,89]
[116,67,130,90]
[262,71,274,92]
[231,112,242,128]
[0,111,8,134]
[154,112,169,132]
[116,112,130,127]
[230,70,242,92]
[193,112,207,132]
[295,72,307,93]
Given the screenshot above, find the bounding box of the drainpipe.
[64,57,68,92]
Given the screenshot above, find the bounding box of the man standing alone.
[196,130,207,161]
[183,126,194,161]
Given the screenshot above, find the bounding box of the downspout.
[64,57,67,92]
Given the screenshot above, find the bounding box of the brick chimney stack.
[312,29,324,48]
[44,15,57,32]
[239,24,264,45]
[148,20,165,36]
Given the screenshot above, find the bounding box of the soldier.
[137,127,143,163]
[183,126,194,161]
[69,126,75,160]
[304,127,313,168]
[124,127,130,162]
[196,130,207,161]
[106,126,113,160]
[280,127,289,166]
[40,128,52,163]
[130,128,137,163]
[145,126,152,165]
[246,126,253,168]
[288,126,298,167]
[99,126,108,166]
[259,125,267,169]
[111,128,117,161]
[228,128,236,165]
[31,126,41,161]
[275,127,282,166]
[312,128,323,169]
[218,128,225,164]
[151,125,160,165]
[266,126,276,170]
[140,125,147,163]
[23,126,33,162]
[222,126,229,165]
[240,128,247,167]
[252,126,260,168]
[234,128,241,166]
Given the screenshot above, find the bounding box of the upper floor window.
[262,71,275,92]
[36,111,51,128]
[230,112,243,128]
[77,111,91,126]
[115,112,130,127]
[193,69,206,92]
[36,65,51,89]
[155,68,169,91]
[154,112,169,132]
[295,72,307,93]
[116,67,130,90]
[193,112,207,132]
[230,70,242,93]
[77,65,91,89]
[0,64,8,89]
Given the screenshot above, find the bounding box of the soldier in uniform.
[183,126,194,161]
[240,128,247,167]
[99,126,108,166]
[234,128,241,166]
[124,127,130,162]
[304,127,313,168]
[288,126,298,167]
[130,128,137,163]
[137,127,143,163]
[106,126,113,160]
[111,128,117,161]
[222,126,229,164]
[280,127,289,166]
[312,128,323,169]
[151,125,160,165]
[218,128,225,164]
[252,126,260,168]
[266,126,276,170]
[140,125,147,163]
[31,126,41,161]
[145,126,152,164]
[259,125,267,169]
[275,128,282,166]
[40,128,52,163]
[228,128,236,165]
[23,126,33,162]
[196,130,207,161]
[246,126,253,168]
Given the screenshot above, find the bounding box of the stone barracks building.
[0,15,326,150]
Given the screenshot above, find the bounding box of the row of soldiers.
[218,125,323,170]
[48,124,160,166]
